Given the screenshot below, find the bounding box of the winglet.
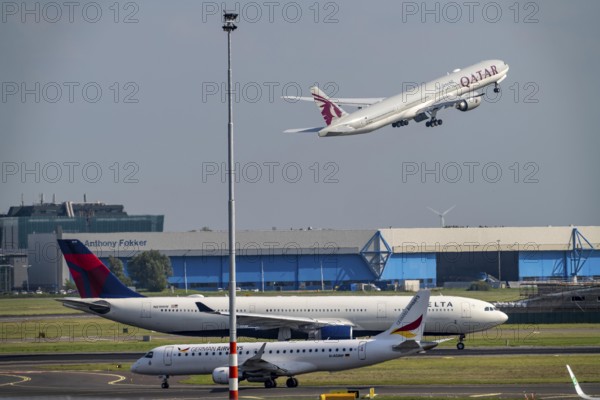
[57,239,144,299]
[567,365,598,400]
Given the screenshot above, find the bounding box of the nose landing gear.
[160,375,170,389]
[457,334,466,350]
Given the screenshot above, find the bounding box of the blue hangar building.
[34,226,599,291]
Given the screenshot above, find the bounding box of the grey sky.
[1,0,599,232]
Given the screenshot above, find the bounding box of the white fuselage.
[131,336,419,378]
[63,295,507,338]
[319,59,509,136]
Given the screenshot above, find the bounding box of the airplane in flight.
[284,59,509,137]
[132,289,437,389]
[57,239,508,349]
[567,365,599,400]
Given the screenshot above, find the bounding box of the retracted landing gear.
[286,377,299,388]
[425,118,443,128]
[392,120,408,128]
[160,375,170,389]
[457,334,466,350]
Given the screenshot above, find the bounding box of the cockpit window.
[144,351,154,358]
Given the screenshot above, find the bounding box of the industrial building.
[0,199,163,292]
[22,226,600,292]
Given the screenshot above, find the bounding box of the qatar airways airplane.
[57,239,508,349]
[133,290,436,389]
[284,59,509,136]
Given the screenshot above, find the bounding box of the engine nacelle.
[212,367,229,384]
[456,96,482,112]
[319,325,353,340]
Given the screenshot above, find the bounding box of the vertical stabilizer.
[377,289,430,341]
[310,86,348,126]
[57,239,144,298]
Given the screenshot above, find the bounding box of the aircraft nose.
[130,361,139,373]
[498,310,509,324]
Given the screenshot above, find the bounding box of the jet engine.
[212,367,229,384]
[456,96,482,112]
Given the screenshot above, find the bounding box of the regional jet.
[57,239,508,349]
[567,365,600,400]
[284,59,509,137]
[132,289,437,389]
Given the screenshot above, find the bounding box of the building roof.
[379,226,600,252]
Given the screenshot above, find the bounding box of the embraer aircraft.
[132,289,437,389]
[284,59,509,137]
[567,365,600,400]
[57,239,508,349]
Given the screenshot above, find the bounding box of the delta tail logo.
[390,315,423,338]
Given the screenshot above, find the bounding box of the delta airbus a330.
[57,239,507,349]
[132,290,437,389]
[284,59,509,136]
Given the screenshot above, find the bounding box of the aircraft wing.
[239,343,291,376]
[416,92,484,116]
[196,302,354,330]
[282,95,384,108]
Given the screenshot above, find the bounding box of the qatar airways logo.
[460,65,499,88]
[313,93,343,126]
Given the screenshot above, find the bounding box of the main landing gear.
[264,378,277,388]
[425,118,442,128]
[160,375,170,389]
[286,377,299,388]
[263,377,299,388]
[457,334,466,350]
[392,120,408,128]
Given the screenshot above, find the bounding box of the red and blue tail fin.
[57,239,144,298]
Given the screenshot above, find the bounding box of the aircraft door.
[141,302,152,318]
[164,346,173,366]
[461,302,471,318]
[249,304,255,313]
[358,341,367,360]
[377,303,386,318]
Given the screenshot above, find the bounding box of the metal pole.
[497,240,501,283]
[184,253,188,294]
[223,12,238,400]
[321,261,324,291]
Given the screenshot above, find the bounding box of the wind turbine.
[427,205,456,228]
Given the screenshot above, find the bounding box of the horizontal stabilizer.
[284,127,323,134]
[282,95,383,108]
[58,298,111,315]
